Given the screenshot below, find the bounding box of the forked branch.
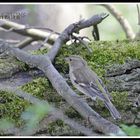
[0,13,126,136]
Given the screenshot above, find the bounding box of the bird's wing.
[97,78,113,100]
[71,70,105,100]
[87,67,112,100]
[78,82,107,101]
[71,68,111,101]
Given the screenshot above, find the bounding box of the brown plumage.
[65,55,121,120]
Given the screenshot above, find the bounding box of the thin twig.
[15,37,35,49]
[137,4,140,25]
[72,35,92,53]
[40,32,56,48]
[135,4,140,40]
[24,25,60,35]
[0,19,59,45]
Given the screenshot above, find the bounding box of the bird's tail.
[104,100,121,120]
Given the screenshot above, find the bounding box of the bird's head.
[65,55,87,69]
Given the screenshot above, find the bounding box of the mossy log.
[1,40,140,135]
[105,59,140,125]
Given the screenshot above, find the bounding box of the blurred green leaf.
[21,102,51,135]
[0,118,14,131]
[120,124,140,136]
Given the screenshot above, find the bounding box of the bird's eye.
[69,58,72,61]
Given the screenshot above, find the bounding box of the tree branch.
[135,4,140,40]
[0,19,59,45]
[15,37,35,49]
[101,4,135,40]
[47,13,109,61]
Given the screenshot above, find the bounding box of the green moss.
[21,77,49,98]
[15,58,29,71]
[31,46,49,55]
[64,106,83,119]
[88,40,140,76]
[0,90,29,126]
[45,89,63,104]
[21,77,63,103]
[0,77,54,126]
[93,99,110,118]
[0,57,28,78]
[111,91,131,110]
[47,120,70,136]
[47,119,83,136]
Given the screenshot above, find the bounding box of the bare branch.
[47,13,109,61]
[15,37,35,49]
[24,25,60,35]
[137,4,140,25]
[0,38,20,44]
[0,19,59,45]
[101,4,135,40]
[135,4,140,40]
